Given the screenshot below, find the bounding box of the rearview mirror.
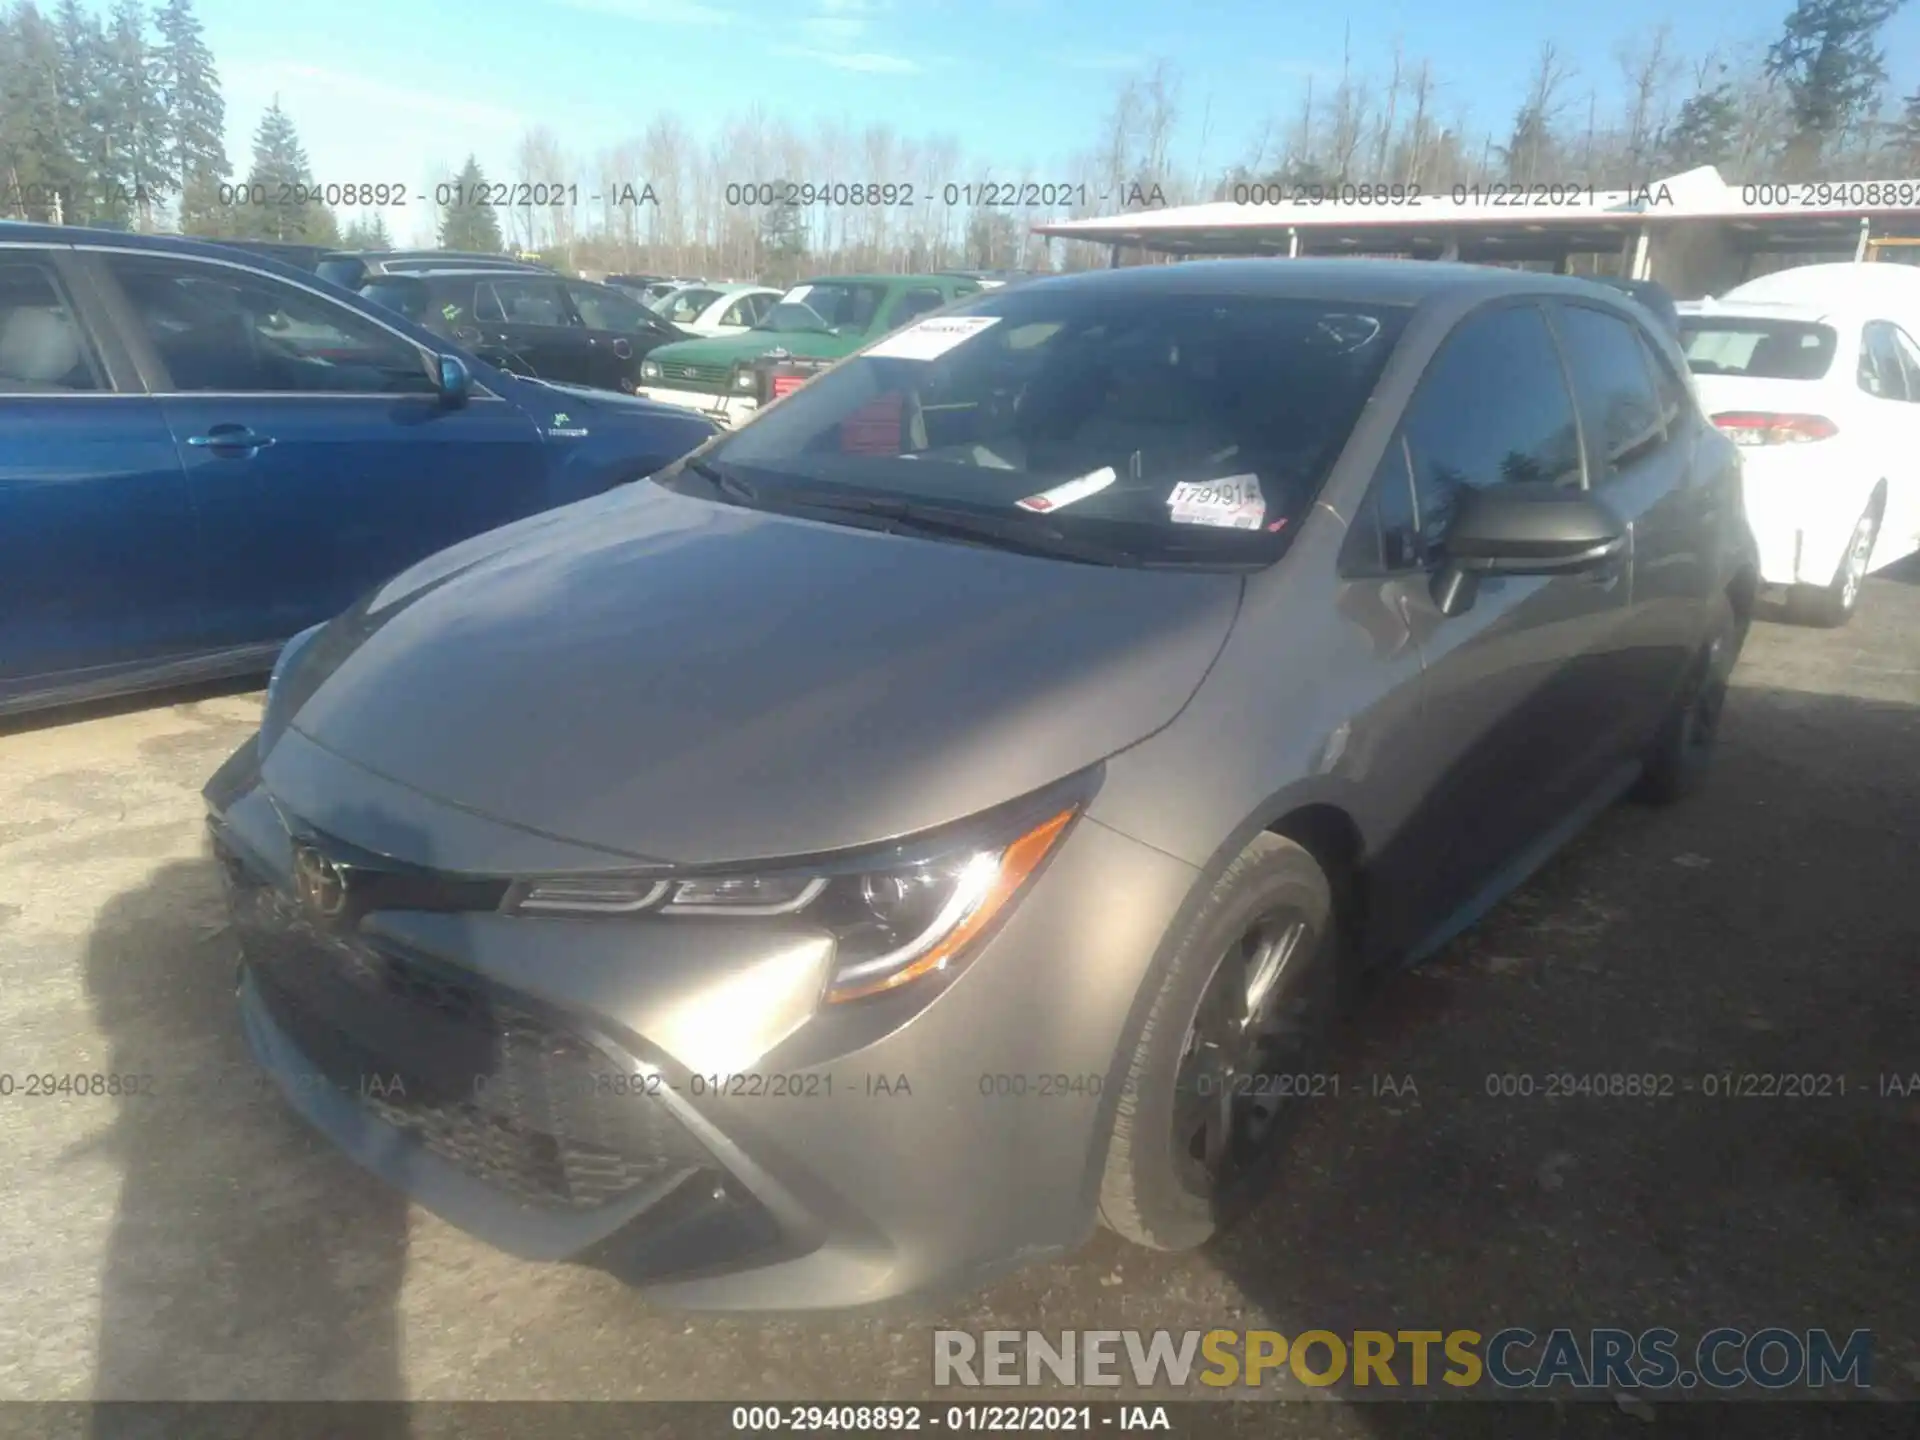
[1431,483,1626,616]
[435,353,472,408]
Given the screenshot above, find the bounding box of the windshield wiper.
[681,458,760,506]
[783,492,1140,566]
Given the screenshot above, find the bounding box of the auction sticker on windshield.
[1169,474,1265,529]
[1016,466,1117,513]
[866,316,1002,361]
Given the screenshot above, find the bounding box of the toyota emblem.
[292,844,351,920]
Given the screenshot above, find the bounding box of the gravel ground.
[1,560,1916,1424]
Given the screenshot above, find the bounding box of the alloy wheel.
[1170,908,1326,1197]
[1839,514,1876,613]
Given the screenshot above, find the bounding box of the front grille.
[663,361,732,390]
[234,878,710,1212]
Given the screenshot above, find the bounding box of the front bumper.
[634,386,758,428]
[205,733,1198,1310]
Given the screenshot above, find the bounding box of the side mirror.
[434,353,472,408]
[1431,483,1626,616]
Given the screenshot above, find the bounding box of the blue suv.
[0,224,718,718]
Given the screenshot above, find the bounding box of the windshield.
[753,282,887,334]
[690,286,1410,565]
[1680,318,1837,380]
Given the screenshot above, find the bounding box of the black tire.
[1787,504,1880,629]
[1098,833,1337,1251]
[1633,596,1742,806]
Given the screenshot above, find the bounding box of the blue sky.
[171,0,1920,244]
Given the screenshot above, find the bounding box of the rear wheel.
[1634,598,1741,806]
[1788,504,1879,628]
[1098,834,1337,1251]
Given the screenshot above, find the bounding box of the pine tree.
[101,0,171,228]
[437,156,504,251]
[757,198,807,285]
[0,3,76,222]
[1889,89,1920,172]
[236,100,338,242]
[340,213,394,250]
[1660,75,1741,172]
[154,0,228,234]
[51,0,113,223]
[1766,0,1906,174]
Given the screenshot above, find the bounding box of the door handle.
[187,427,275,453]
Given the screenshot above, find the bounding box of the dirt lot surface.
[2,562,1916,1429]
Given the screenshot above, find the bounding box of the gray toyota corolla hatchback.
[206,260,1758,1310]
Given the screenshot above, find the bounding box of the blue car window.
[105,254,436,396]
[0,260,102,394]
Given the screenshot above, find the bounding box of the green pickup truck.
[635,273,983,425]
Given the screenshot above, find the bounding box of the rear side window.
[0,259,101,393]
[1640,333,1692,430]
[315,257,367,289]
[1554,303,1666,477]
[477,279,570,327]
[358,278,432,325]
[1679,319,1836,380]
[1402,303,1583,553]
[890,288,948,328]
[1859,321,1915,401]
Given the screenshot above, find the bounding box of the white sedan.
[1678,292,1920,626]
[649,283,783,338]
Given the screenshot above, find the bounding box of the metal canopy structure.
[1031,167,1920,290]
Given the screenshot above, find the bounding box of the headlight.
[503,795,1085,1003]
[733,365,757,390]
[259,621,328,755]
[641,360,662,380]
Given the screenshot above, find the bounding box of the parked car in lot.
[637,272,983,424]
[207,259,1756,1310]
[1592,276,1681,336]
[315,250,550,292]
[208,239,334,272]
[357,268,689,394]
[0,226,717,717]
[604,272,671,296]
[1678,294,1920,625]
[637,277,706,307]
[648,282,783,337]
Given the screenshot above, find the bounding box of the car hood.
[270,483,1243,867]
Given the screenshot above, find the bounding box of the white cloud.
[801,15,866,43]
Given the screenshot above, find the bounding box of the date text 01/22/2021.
[210,180,664,210]
[729,1405,1173,1432]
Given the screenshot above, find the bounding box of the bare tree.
[1618,24,1681,182]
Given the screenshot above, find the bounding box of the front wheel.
[1098,833,1338,1252]
[1789,504,1880,628]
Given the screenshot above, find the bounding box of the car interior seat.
[0,307,86,391]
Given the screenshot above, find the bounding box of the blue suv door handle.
[187,426,276,454]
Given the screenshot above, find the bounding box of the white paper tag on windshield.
[1017,466,1117,513]
[865,315,1001,361]
[1168,473,1266,529]
[783,284,813,304]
